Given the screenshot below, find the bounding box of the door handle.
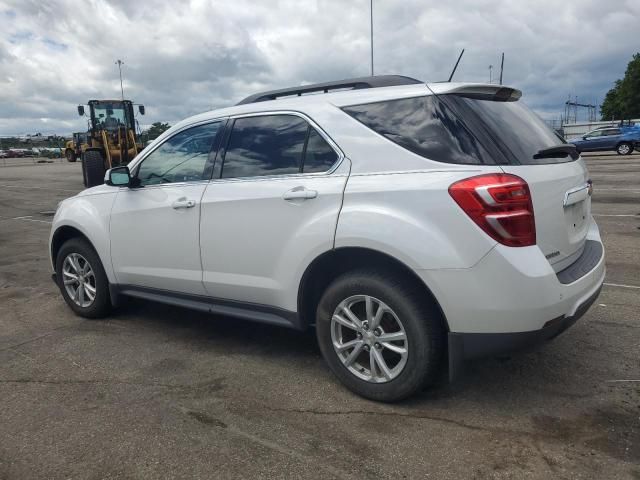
[283,188,318,201]
[172,198,196,209]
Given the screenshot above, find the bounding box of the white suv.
[50,76,605,401]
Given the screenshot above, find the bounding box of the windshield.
[445,96,572,165]
[92,102,132,131]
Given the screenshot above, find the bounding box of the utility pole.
[115,59,125,101]
[499,52,504,85]
[489,65,493,84]
[370,0,374,76]
[115,59,129,159]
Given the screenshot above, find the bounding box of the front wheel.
[55,238,111,318]
[316,270,445,402]
[65,149,77,162]
[616,142,633,155]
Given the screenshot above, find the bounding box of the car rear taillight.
[449,174,536,247]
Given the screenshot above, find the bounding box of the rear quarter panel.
[335,169,501,270]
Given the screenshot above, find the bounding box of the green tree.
[600,53,640,120]
[141,122,171,143]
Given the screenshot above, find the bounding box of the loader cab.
[88,100,137,139]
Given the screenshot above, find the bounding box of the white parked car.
[50,76,605,401]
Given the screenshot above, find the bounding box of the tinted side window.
[342,96,493,165]
[222,115,308,178]
[137,122,220,186]
[604,129,621,136]
[303,128,338,173]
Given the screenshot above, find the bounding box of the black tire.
[82,150,106,188]
[55,238,111,318]
[65,149,77,162]
[616,142,633,155]
[316,269,445,402]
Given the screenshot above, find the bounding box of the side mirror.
[77,105,85,116]
[138,105,145,115]
[582,135,588,140]
[105,166,131,187]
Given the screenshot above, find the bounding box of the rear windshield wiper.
[533,144,579,160]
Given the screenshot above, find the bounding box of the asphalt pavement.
[0,154,638,479]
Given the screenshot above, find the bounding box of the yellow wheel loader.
[64,132,89,162]
[76,100,145,187]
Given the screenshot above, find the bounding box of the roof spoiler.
[444,85,522,102]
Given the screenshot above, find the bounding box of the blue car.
[570,126,640,155]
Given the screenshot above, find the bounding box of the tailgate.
[437,89,593,271]
[501,160,591,271]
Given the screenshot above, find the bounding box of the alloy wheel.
[331,295,408,383]
[618,144,631,155]
[62,253,97,308]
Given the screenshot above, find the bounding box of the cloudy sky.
[0,0,638,135]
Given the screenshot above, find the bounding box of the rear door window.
[221,115,308,178]
[603,128,621,136]
[221,115,339,178]
[342,95,495,165]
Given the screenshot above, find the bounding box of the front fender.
[50,191,117,282]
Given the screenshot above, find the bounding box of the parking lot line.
[604,282,640,290]
[592,214,638,217]
[595,188,640,192]
[11,216,52,224]
[0,183,78,193]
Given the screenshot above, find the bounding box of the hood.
[76,184,117,197]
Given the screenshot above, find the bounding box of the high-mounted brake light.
[449,174,536,247]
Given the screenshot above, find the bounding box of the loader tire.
[82,151,106,188]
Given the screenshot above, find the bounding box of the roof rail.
[236,75,423,105]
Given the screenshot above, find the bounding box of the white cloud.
[0,0,638,135]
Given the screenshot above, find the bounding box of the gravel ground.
[0,154,638,479]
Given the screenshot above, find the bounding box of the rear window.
[443,95,573,165]
[343,94,575,165]
[342,95,496,165]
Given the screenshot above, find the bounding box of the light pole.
[488,64,493,84]
[115,59,125,101]
[370,0,374,76]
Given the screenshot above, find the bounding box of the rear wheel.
[316,269,445,402]
[55,238,111,318]
[65,149,77,162]
[616,142,633,155]
[82,150,106,187]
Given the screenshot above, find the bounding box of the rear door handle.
[283,188,318,201]
[172,198,196,209]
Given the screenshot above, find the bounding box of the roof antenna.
[447,48,465,82]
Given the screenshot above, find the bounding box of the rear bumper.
[415,218,605,380]
[447,283,601,373]
[418,218,605,335]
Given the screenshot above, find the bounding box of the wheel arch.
[297,247,450,332]
[50,225,94,271]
